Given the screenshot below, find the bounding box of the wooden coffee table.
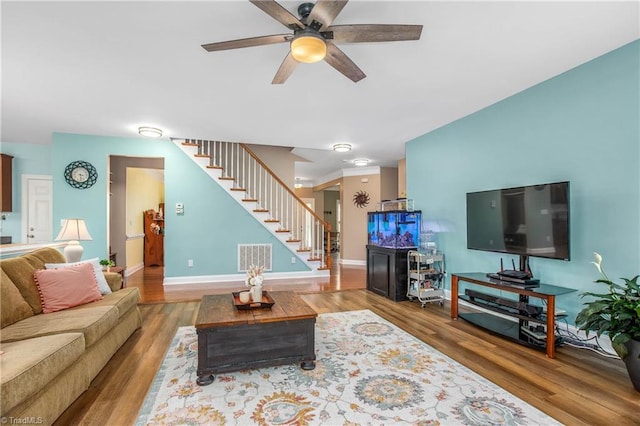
[195,291,317,386]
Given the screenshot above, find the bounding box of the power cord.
[554,318,619,359]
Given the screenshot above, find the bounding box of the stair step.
[207,165,223,170]
[242,198,258,202]
[264,219,279,223]
[230,188,246,192]
[254,209,269,213]
[286,239,301,243]
[182,142,198,146]
[317,266,331,271]
[297,249,311,253]
[308,257,321,261]
[219,177,235,181]
[275,229,290,233]
[194,154,211,158]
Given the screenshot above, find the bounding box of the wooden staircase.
[174,139,331,272]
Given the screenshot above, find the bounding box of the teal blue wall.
[51,133,309,277]
[406,40,639,322]
[0,142,53,241]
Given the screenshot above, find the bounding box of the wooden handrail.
[240,143,330,229]
[240,143,331,270]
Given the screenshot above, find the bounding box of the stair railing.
[186,139,331,270]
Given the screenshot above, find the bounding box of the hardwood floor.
[56,263,640,425]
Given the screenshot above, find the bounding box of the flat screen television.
[466,181,570,267]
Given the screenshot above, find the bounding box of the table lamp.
[55,219,93,262]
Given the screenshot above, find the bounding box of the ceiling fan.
[201,0,423,84]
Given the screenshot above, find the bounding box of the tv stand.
[451,273,575,358]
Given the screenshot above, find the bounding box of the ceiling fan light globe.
[291,35,326,63]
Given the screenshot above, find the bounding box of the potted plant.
[99,259,115,271]
[575,252,640,391]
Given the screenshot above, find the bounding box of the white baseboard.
[339,258,366,266]
[163,269,329,286]
[125,262,144,277]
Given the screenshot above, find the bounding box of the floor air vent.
[238,244,272,272]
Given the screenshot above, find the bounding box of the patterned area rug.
[137,310,559,425]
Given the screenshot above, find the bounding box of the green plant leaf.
[577,258,640,348]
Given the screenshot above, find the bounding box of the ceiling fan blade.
[324,42,365,83]
[250,0,305,30]
[272,52,299,84]
[325,24,423,43]
[202,34,289,52]
[306,0,348,30]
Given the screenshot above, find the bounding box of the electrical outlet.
[188,259,193,267]
[291,256,296,264]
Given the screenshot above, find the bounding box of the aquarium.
[367,210,422,248]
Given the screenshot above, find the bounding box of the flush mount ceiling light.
[138,127,163,138]
[332,143,352,153]
[353,159,369,166]
[291,30,327,64]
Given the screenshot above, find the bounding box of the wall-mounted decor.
[64,160,97,189]
[353,190,370,208]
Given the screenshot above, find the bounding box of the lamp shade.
[56,219,93,241]
[291,32,326,63]
[55,219,93,262]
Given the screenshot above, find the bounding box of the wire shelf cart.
[407,250,445,307]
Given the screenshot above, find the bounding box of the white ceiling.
[2,1,638,185]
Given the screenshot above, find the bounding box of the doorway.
[21,175,53,243]
[323,188,340,253]
[109,156,164,275]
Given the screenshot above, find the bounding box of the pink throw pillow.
[34,262,102,313]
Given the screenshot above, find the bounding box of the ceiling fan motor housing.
[297,3,315,20]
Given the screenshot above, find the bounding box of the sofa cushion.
[45,257,112,295]
[0,333,85,414]
[0,269,34,328]
[0,248,67,315]
[104,271,123,292]
[69,287,140,318]
[29,247,67,264]
[0,306,119,348]
[34,263,103,313]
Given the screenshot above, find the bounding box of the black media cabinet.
[366,245,411,301]
[451,273,575,358]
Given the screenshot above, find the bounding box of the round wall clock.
[64,160,98,189]
[353,190,370,208]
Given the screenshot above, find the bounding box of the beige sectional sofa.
[0,247,142,425]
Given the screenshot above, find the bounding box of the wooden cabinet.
[0,154,13,212]
[366,245,410,301]
[144,209,164,266]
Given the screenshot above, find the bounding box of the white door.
[22,175,53,243]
